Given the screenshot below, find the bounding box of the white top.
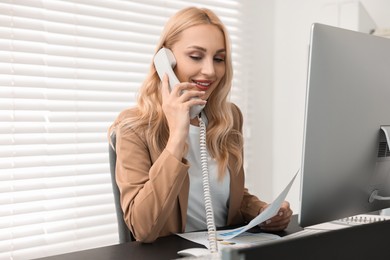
[184,123,230,232]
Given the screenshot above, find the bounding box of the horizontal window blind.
[0,0,246,259]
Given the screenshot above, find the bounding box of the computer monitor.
[298,23,390,227]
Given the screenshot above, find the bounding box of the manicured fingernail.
[279,211,283,216]
[266,220,271,224]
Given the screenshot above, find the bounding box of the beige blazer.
[111,103,266,242]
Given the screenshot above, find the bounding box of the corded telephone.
[153,48,218,254]
[153,48,205,120]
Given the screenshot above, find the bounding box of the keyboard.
[284,214,390,239]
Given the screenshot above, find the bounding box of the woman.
[109,7,292,243]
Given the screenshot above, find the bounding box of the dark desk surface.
[38,215,302,260]
[233,215,390,260]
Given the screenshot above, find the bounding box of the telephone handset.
[154,48,218,253]
[153,48,205,119]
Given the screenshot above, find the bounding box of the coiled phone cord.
[198,115,218,253]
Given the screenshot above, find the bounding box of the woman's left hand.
[259,201,293,231]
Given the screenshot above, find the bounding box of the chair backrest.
[108,133,134,243]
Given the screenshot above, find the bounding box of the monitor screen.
[298,23,390,227]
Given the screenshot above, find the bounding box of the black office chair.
[108,133,135,243]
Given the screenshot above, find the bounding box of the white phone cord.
[198,116,218,253]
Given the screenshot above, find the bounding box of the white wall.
[241,0,276,204]
[243,0,390,214]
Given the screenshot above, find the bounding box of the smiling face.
[171,24,226,100]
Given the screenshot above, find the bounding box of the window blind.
[0,0,246,259]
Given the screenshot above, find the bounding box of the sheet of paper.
[176,169,299,247]
[176,230,280,250]
[217,169,299,240]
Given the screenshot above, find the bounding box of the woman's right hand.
[161,74,206,159]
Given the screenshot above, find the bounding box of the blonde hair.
[113,7,243,179]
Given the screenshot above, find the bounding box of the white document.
[177,169,299,245]
[217,169,299,240]
[177,230,281,250]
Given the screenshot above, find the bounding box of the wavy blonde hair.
[114,7,243,179]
